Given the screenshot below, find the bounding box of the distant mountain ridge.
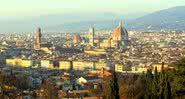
[127,6,185,31]
[46,20,124,33]
[48,6,185,32]
[0,12,126,33]
[0,6,185,33]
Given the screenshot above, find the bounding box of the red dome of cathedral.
[112,22,128,41]
[73,34,82,44]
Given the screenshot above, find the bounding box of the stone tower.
[89,27,95,47]
[36,27,41,50]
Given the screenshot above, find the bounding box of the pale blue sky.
[0,0,185,17]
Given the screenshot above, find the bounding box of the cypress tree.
[107,71,120,99]
[164,74,171,99]
[152,67,159,99]
[159,62,165,99]
[145,69,153,98]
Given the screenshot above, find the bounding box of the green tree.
[152,67,159,99]
[171,58,185,97]
[145,69,153,98]
[159,62,165,99]
[164,74,171,99]
[106,71,120,99]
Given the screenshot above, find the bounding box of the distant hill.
[46,20,125,33]
[41,12,131,33]
[0,6,185,33]
[127,6,185,31]
[48,6,185,32]
[0,13,126,33]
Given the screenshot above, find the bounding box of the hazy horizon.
[1,0,185,18]
[0,0,185,33]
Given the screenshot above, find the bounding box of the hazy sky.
[0,0,185,17]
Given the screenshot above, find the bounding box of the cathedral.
[101,22,128,49]
[111,22,128,48]
[86,21,128,49]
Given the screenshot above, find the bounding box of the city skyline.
[0,1,184,98]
